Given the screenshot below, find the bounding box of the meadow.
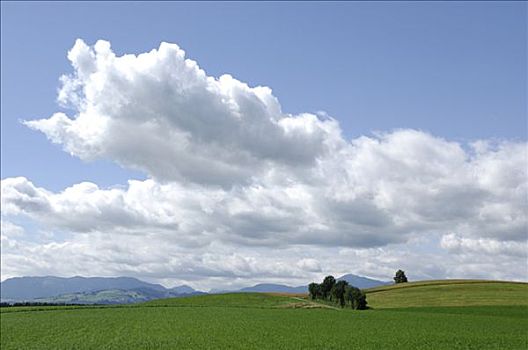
[365,280,528,308]
[1,281,527,349]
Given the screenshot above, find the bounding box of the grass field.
[365,280,528,308]
[1,280,527,349]
[144,292,297,308]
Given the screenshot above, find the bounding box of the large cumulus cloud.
[24,39,343,187]
[2,39,527,286]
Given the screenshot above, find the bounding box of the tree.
[394,269,408,284]
[331,280,349,307]
[308,276,368,310]
[345,286,368,310]
[308,283,320,300]
[320,275,336,300]
[355,290,368,310]
[345,286,355,308]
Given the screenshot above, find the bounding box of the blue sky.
[1,2,526,288]
[2,1,526,191]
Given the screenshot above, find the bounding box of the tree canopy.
[394,269,408,284]
[308,275,368,310]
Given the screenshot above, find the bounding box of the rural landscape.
[1,273,527,349]
[1,1,527,349]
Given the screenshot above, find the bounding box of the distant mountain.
[0,276,199,302]
[32,287,205,305]
[32,289,159,304]
[226,274,388,294]
[337,274,389,289]
[1,274,387,303]
[169,285,196,294]
[238,283,308,294]
[208,288,233,294]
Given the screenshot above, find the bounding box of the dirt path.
[286,297,341,310]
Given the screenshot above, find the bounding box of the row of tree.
[308,276,367,309]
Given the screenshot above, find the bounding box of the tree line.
[308,276,368,309]
[308,270,408,309]
[0,302,86,307]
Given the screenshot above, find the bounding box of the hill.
[0,276,198,302]
[2,285,527,349]
[364,280,528,309]
[31,288,206,305]
[237,283,308,294]
[212,274,386,294]
[169,285,196,294]
[337,274,389,289]
[0,274,387,302]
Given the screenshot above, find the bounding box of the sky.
[1,2,527,290]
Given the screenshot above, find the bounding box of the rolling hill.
[364,279,528,308]
[2,281,527,349]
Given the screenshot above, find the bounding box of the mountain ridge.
[211,274,388,294]
[1,273,388,303]
[0,276,197,302]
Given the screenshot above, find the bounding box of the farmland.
[1,281,527,349]
[365,280,528,308]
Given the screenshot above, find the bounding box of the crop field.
[1,281,527,349]
[365,280,528,308]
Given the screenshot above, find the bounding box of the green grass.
[143,292,296,308]
[1,304,526,349]
[1,281,527,349]
[365,280,528,308]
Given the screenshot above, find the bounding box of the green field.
[144,292,297,308]
[365,280,528,308]
[1,280,527,349]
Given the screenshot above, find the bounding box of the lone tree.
[394,269,408,284]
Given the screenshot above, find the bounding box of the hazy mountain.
[169,285,196,294]
[227,274,388,294]
[32,289,161,305]
[1,274,386,302]
[238,283,308,294]
[31,287,205,305]
[208,288,233,294]
[337,274,389,289]
[0,276,197,302]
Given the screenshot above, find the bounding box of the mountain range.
[0,274,388,304]
[337,274,391,289]
[225,274,388,294]
[0,276,202,304]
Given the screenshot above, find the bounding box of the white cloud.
[24,39,343,187]
[297,258,322,272]
[441,233,527,257]
[1,221,25,238]
[2,39,527,286]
